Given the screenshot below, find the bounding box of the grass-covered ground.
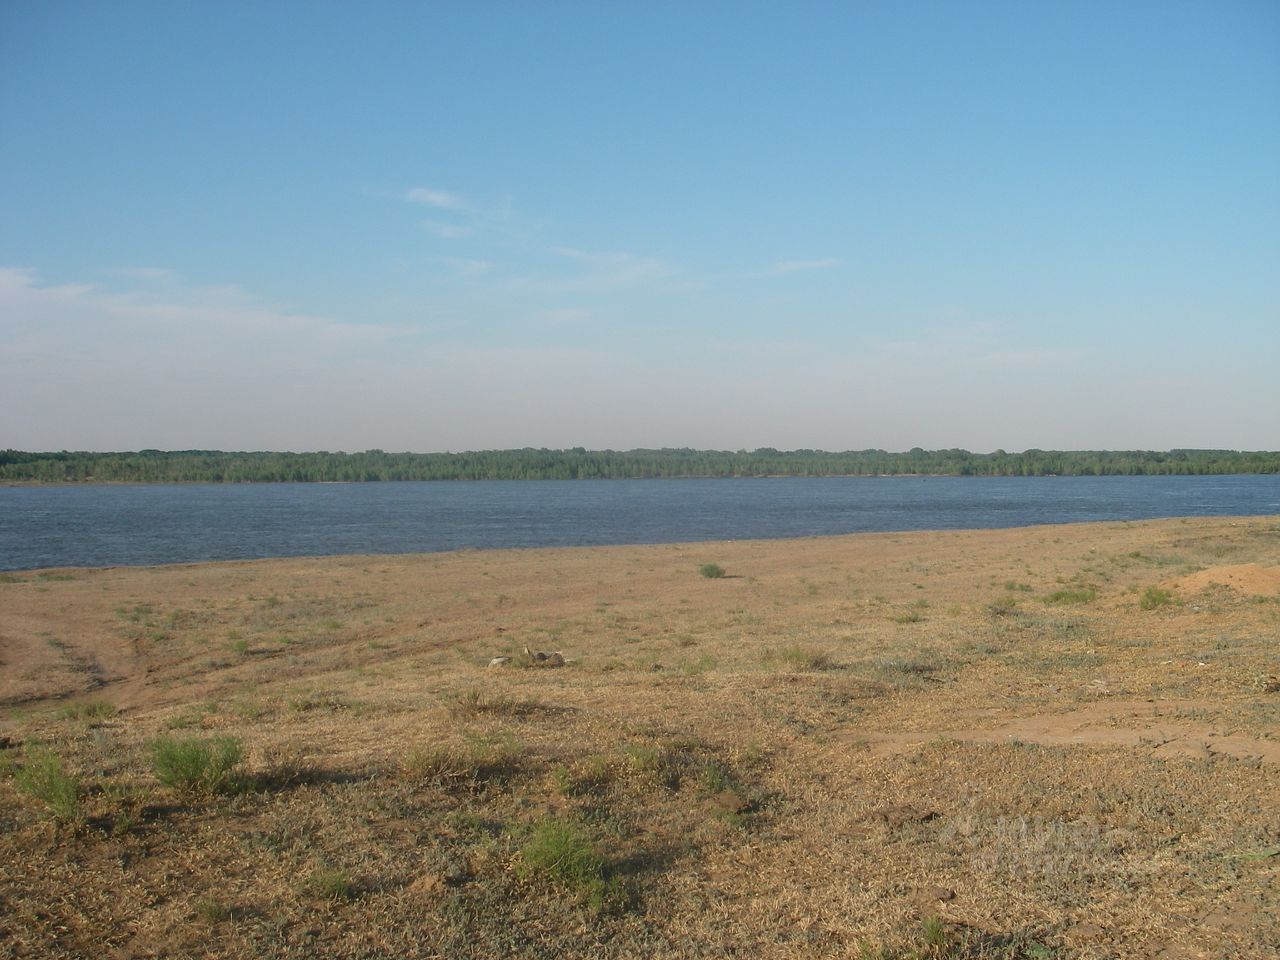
[2,516,1278,959]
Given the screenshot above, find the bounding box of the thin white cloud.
[547,246,673,290]
[404,187,462,209]
[766,257,840,276]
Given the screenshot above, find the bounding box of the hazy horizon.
[3,2,1277,452]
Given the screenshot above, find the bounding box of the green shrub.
[151,735,245,795]
[519,819,618,907]
[1140,587,1174,610]
[15,747,81,822]
[194,896,233,922]
[303,867,355,901]
[699,563,726,579]
[1044,586,1097,606]
[921,915,949,953]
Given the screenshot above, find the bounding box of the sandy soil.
[1,515,1278,959]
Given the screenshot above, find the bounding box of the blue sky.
[2,0,1277,452]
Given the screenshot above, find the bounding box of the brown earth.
[1162,563,1280,598]
[2,515,1278,959]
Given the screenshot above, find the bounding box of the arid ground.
[2,516,1278,959]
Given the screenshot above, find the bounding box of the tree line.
[1,447,1277,483]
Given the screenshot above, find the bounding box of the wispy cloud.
[547,246,673,290]
[766,257,840,276]
[404,187,462,209]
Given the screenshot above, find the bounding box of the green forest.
[2,447,1278,483]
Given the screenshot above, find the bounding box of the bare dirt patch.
[1163,562,1280,598]
[862,699,1280,766]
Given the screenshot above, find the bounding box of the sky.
[2,0,1277,453]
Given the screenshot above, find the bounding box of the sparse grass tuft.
[403,734,523,786]
[986,596,1020,617]
[55,699,117,722]
[15,747,82,822]
[777,645,838,671]
[193,895,233,922]
[448,688,546,719]
[1044,586,1096,605]
[920,915,949,956]
[303,867,356,901]
[699,563,726,579]
[1140,586,1175,610]
[519,818,620,908]
[552,753,614,797]
[151,735,245,795]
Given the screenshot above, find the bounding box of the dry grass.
[1,515,1279,958]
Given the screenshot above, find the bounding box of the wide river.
[1,475,1278,571]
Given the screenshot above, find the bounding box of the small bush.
[921,915,949,955]
[1044,587,1096,606]
[15,747,81,822]
[778,645,837,671]
[519,819,619,907]
[194,896,233,922]
[303,867,355,901]
[619,744,680,790]
[1140,587,1175,610]
[699,563,726,579]
[151,735,245,795]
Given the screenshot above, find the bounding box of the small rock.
[523,646,566,667]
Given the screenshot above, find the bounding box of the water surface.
[2,475,1277,571]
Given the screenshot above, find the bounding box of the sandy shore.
[2,515,1278,958]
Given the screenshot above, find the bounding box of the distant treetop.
[1,447,1277,483]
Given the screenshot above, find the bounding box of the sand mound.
[1164,563,1280,597]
